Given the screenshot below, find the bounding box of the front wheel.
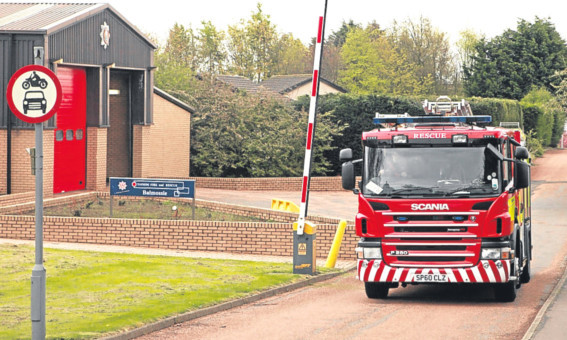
[365,282,389,299]
[494,237,521,302]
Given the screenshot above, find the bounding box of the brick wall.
[191,176,355,191]
[0,214,358,260]
[10,128,54,196]
[0,192,358,260]
[86,127,108,191]
[0,130,6,195]
[133,94,190,178]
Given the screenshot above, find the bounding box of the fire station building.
[0,3,194,196]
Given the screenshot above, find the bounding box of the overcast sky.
[14,0,565,45]
[99,0,567,46]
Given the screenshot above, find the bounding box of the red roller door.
[53,66,86,194]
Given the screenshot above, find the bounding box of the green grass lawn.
[0,243,305,339]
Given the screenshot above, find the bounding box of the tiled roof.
[261,74,347,94]
[0,3,155,47]
[217,74,346,95]
[260,74,313,94]
[216,75,261,93]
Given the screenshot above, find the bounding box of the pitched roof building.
[0,3,194,196]
[217,74,346,100]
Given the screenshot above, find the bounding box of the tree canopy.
[464,17,567,100]
[338,24,430,96]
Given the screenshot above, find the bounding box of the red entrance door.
[53,67,86,194]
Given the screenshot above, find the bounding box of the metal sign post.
[31,122,45,339]
[294,0,328,275]
[6,64,62,340]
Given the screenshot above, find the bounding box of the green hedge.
[520,104,564,147]
[467,97,524,128]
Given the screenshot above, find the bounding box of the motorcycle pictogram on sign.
[22,71,48,89]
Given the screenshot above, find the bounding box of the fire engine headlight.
[392,135,408,144]
[452,134,468,144]
[481,247,511,260]
[356,247,382,259]
[481,248,501,260]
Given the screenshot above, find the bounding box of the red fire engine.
[340,98,532,302]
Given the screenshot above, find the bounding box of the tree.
[464,17,567,100]
[227,3,278,81]
[184,80,343,177]
[390,16,457,95]
[328,20,361,47]
[338,25,430,96]
[163,23,199,70]
[272,33,311,75]
[551,68,567,110]
[456,29,482,73]
[197,21,226,76]
[155,23,198,90]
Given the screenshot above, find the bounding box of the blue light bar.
[373,115,492,125]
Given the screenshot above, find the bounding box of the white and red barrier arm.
[297,0,328,235]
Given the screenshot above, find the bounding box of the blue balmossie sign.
[110,178,195,198]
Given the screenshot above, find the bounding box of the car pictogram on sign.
[23,91,47,114]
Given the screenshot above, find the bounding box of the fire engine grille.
[381,211,481,267]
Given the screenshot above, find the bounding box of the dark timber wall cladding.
[0,35,43,128]
[48,9,152,68]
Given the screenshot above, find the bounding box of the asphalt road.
[140,149,567,340]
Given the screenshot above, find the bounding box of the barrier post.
[293,222,316,275]
[325,220,347,268]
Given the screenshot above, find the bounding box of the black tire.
[39,80,47,89]
[494,235,521,302]
[22,81,30,89]
[365,282,389,299]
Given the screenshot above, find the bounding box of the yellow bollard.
[325,220,347,268]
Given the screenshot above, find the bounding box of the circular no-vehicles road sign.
[6,65,62,124]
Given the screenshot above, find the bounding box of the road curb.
[99,268,354,340]
[522,257,567,340]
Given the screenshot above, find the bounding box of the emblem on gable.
[100,21,110,49]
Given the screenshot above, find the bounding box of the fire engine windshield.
[362,146,500,197]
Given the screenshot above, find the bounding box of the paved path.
[197,188,358,221]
